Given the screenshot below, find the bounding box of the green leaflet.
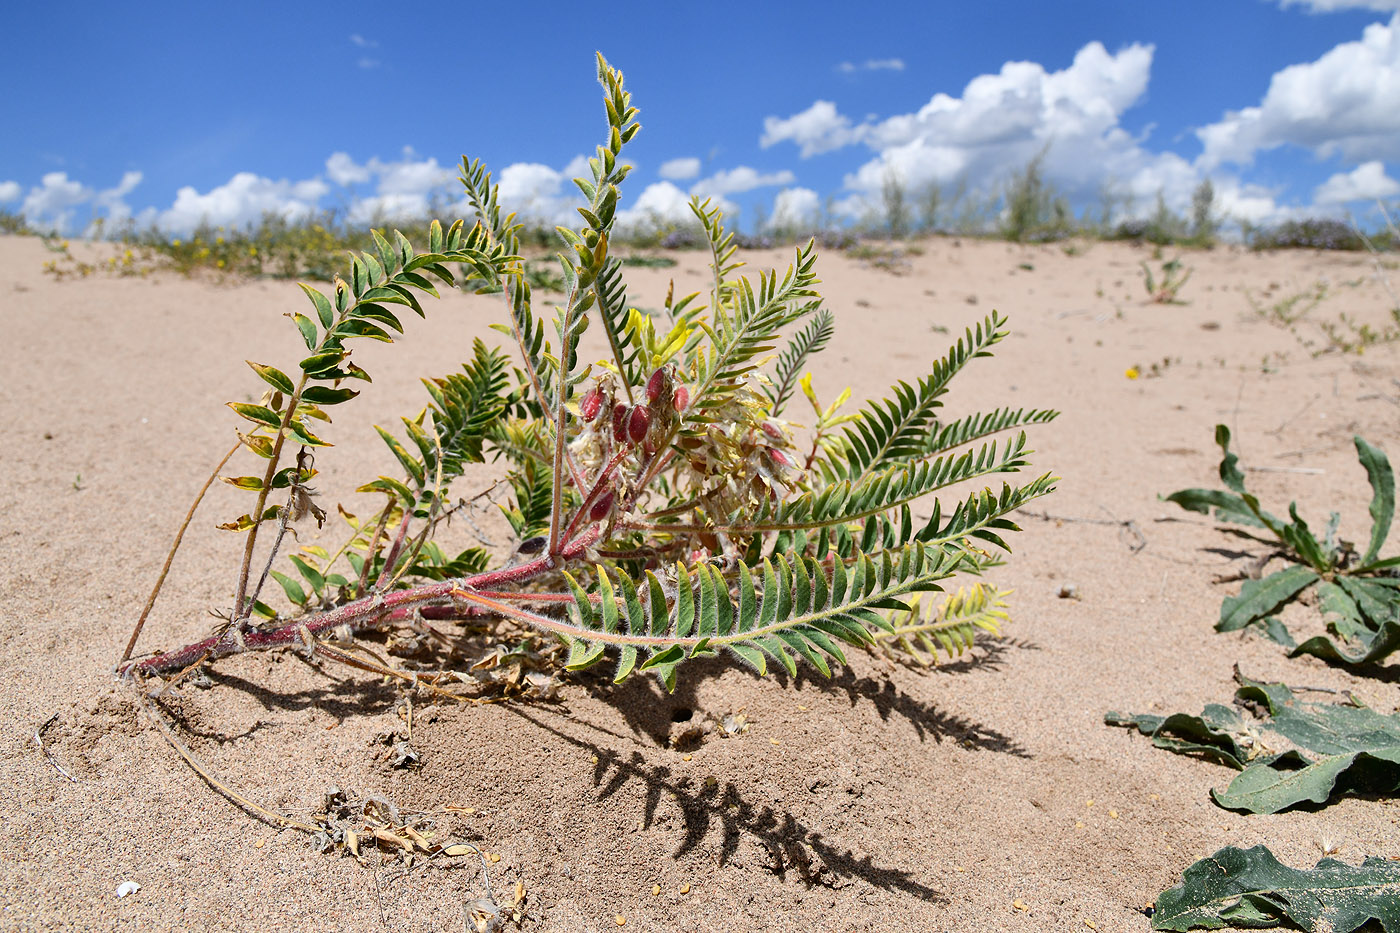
[558,543,954,692]
[1109,672,1400,814]
[1152,845,1400,932]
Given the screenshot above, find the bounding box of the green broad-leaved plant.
[1165,425,1400,665]
[120,55,1058,698]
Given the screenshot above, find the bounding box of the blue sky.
[4,0,1399,235]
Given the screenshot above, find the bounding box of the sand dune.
[2,232,1397,931]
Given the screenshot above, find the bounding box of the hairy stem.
[121,441,240,664]
[123,526,602,678]
[233,376,309,618]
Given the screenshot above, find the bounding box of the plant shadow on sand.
[504,702,949,902]
[589,637,1034,755]
[145,638,1037,903]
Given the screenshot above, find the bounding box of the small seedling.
[1165,425,1399,664]
[1142,257,1191,304]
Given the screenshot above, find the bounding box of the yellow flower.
[172,239,182,247]
[1125,367,1140,380]
[248,246,258,256]
[217,258,226,268]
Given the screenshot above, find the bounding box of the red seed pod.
[580,386,603,421]
[645,368,668,405]
[628,405,650,444]
[589,489,615,521]
[761,421,783,440]
[612,403,629,442]
[769,448,792,468]
[673,386,689,412]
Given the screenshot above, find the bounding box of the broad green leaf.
[269,570,308,607]
[246,361,295,394]
[292,312,318,349]
[300,350,346,374]
[300,386,359,406]
[1152,845,1400,933]
[1115,673,1400,815]
[1105,705,1254,770]
[1292,619,1400,666]
[1355,435,1394,565]
[298,283,334,329]
[227,402,282,428]
[220,475,264,491]
[1217,565,1318,632]
[1163,488,1275,531]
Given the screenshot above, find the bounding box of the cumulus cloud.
[91,171,143,228]
[767,187,822,231]
[1197,15,1400,167]
[779,41,1188,222]
[0,181,21,203]
[349,34,378,48]
[21,172,92,232]
[326,152,372,186]
[761,100,864,157]
[690,166,796,197]
[340,150,456,224]
[838,58,905,73]
[1314,160,1400,202]
[614,181,724,231]
[658,157,702,180]
[159,173,329,232]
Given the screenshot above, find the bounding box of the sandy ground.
[1,232,1398,932]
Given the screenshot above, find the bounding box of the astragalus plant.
[121,55,1057,695]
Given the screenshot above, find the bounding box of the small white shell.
[116,881,140,898]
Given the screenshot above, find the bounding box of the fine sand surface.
[2,232,1398,932]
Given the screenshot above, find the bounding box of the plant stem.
[121,441,240,664]
[123,526,602,678]
[233,377,309,618]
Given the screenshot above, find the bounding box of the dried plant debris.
[1107,669,1400,814]
[1152,845,1400,932]
[1165,426,1400,665]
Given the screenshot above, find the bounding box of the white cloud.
[803,41,1171,221]
[159,172,329,233]
[659,157,702,180]
[345,150,455,224]
[1314,159,1400,202]
[761,100,864,157]
[1275,0,1400,11]
[21,172,92,232]
[357,57,381,70]
[91,170,143,228]
[690,166,796,197]
[0,181,20,203]
[614,181,723,232]
[326,152,372,186]
[1197,15,1400,167]
[838,58,906,73]
[349,34,378,47]
[767,187,822,231]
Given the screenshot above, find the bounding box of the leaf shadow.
[589,638,1032,756]
[505,704,948,902]
[207,668,401,722]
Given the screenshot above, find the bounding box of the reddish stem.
[123,526,602,679]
